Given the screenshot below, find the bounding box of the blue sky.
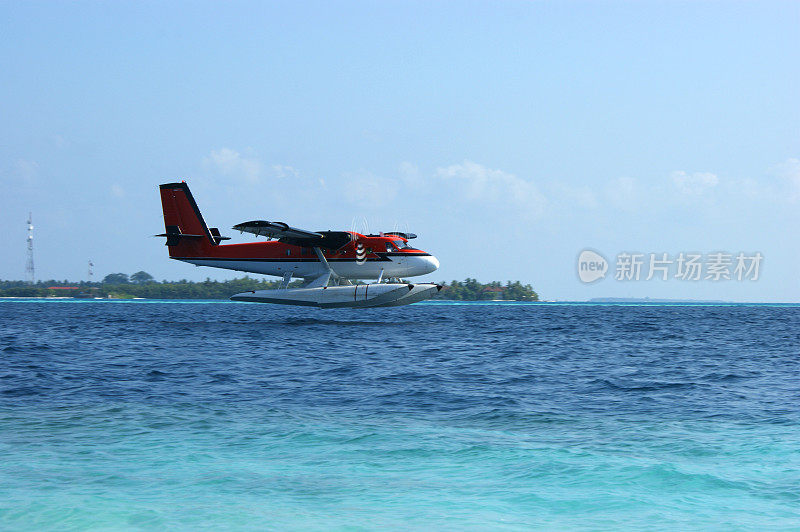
[2,1,798,301]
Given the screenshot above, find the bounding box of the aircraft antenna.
[26,212,35,284]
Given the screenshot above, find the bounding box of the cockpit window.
[385,240,411,252]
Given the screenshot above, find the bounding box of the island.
[0,273,539,301]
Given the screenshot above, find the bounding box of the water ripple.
[1,301,799,529]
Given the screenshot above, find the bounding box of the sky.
[1,1,798,301]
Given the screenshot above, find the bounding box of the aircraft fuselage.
[173,239,439,280]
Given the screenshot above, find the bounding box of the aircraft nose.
[420,255,439,274]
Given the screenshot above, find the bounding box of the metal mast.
[26,212,35,284]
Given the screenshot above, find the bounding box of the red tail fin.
[158,182,215,257]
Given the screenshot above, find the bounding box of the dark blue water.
[1,300,799,529]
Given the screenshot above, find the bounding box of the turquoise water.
[1,301,799,530]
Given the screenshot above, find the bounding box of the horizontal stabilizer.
[209,227,230,244]
[155,225,205,246]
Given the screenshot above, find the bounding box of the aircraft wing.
[233,220,321,240]
[232,220,352,250]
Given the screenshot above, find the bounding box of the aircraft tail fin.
[157,182,218,256]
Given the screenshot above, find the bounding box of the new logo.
[577,249,608,283]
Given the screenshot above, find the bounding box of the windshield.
[385,240,411,252]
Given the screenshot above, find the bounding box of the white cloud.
[707,158,800,205]
[345,172,400,206]
[434,160,546,217]
[271,164,300,179]
[203,148,262,184]
[550,183,599,210]
[13,159,39,184]
[671,171,719,196]
[604,176,643,210]
[722,176,759,199]
[398,161,422,187]
[774,158,800,202]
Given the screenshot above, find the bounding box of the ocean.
[1,300,799,530]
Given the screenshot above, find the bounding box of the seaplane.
[157,182,441,308]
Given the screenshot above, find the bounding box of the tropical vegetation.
[0,274,538,301]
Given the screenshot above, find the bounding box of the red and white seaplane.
[157,182,441,307]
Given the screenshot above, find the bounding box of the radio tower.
[26,212,35,284]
